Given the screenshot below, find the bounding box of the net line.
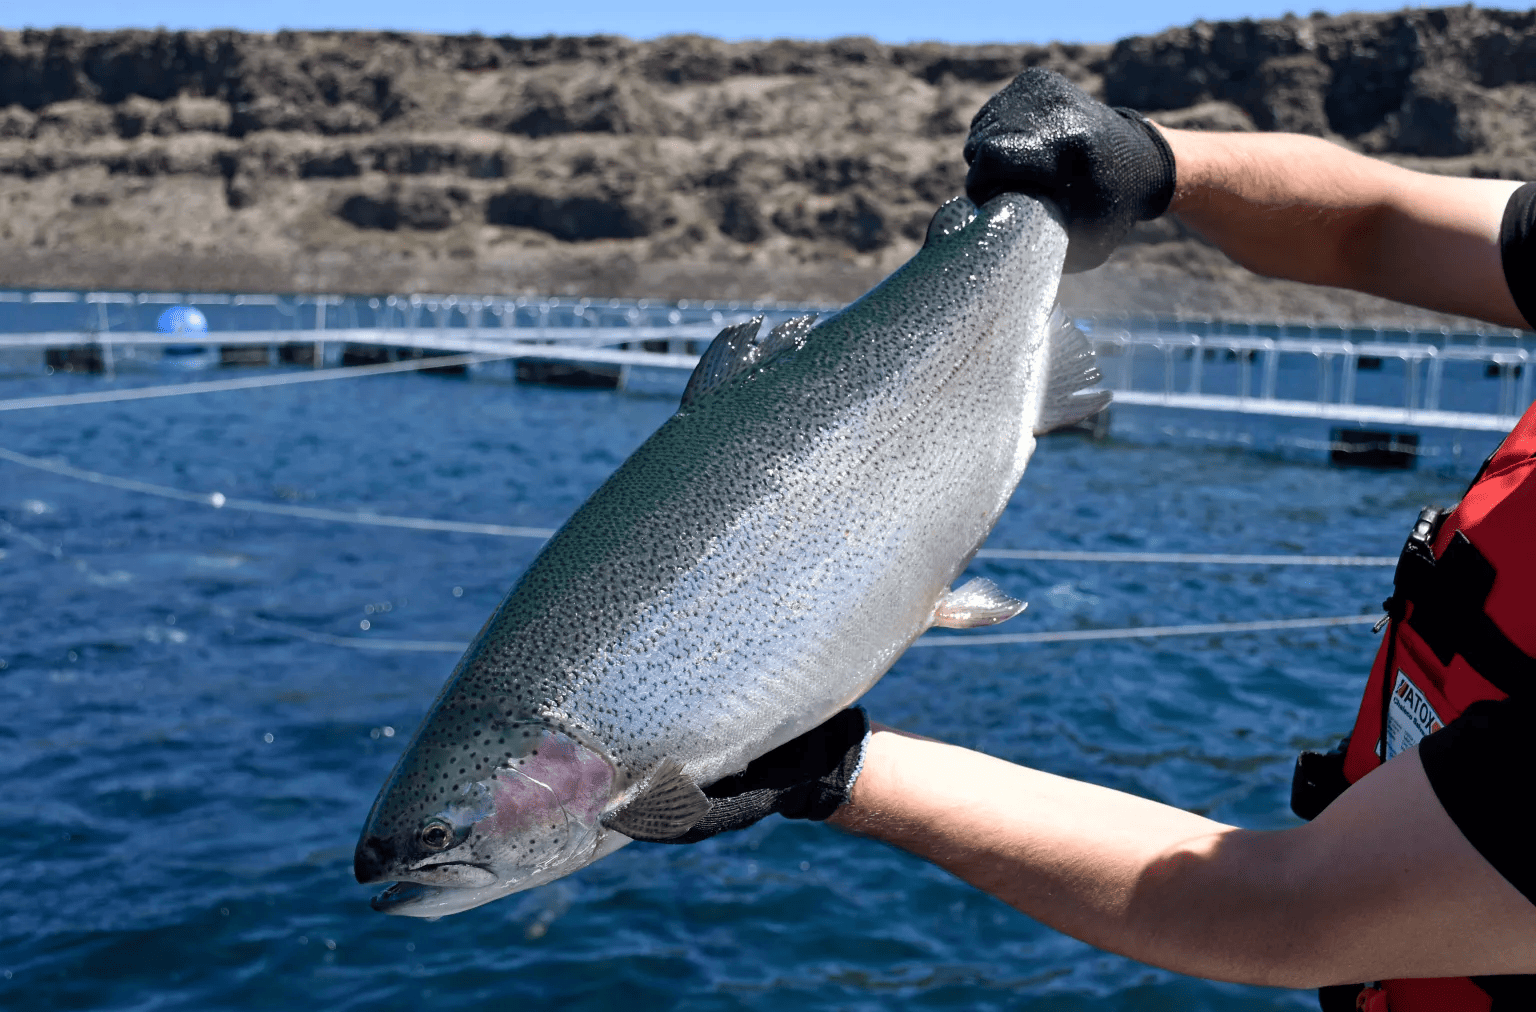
[0,444,1397,565]
[0,351,511,412]
[974,548,1394,566]
[245,612,1378,654]
[0,445,557,539]
[910,613,1379,647]
[3,503,1380,656]
[244,614,470,653]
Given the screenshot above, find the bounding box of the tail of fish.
[924,193,1109,435]
[1037,304,1111,434]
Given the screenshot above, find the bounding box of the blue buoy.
[156,306,208,335]
[157,306,211,363]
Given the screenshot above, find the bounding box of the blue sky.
[3,1,1439,45]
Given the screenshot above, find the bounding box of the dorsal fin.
[924,196,979,246]
[680,317,763,407]
[679,313,818,407]
[761,313,817,358]
[600,758,710,842]
[1034,306,1112,434]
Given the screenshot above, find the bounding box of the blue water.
[0,362,1492,1010]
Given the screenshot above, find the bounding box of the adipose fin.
[924,196,979,247]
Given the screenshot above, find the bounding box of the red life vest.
[1292,401,1536,1012]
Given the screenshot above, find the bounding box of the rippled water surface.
[0,363,1496,1010]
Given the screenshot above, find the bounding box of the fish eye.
[419,820,454,851]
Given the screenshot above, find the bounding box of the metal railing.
[3,289,1531,430]
[1082,321,1531,432]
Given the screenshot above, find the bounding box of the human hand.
[651,708,870,844]
[964,68,1176,272]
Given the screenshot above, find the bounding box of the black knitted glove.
[964,68,1176,273]
[657,708,870,844]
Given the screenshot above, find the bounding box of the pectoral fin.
[932,577,1027,629]
[600,758,711,842]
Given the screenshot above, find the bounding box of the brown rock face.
[0,11,1532,323]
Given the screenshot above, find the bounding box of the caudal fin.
[1034,307,1112,434]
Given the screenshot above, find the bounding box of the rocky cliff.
[1,8,1533,324]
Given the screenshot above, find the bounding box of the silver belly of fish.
[354,193,1110,916]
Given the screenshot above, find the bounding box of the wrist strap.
[1115,108,1177,221]
[781,707,871,821]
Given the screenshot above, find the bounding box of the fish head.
[354,714,618,917]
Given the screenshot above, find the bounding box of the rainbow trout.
[354,193,1109,916]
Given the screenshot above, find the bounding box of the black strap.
[1393,525,1536,699]
[1317,983,1364,1011]
[1376,507,1448,761]
[1474,974,1536,1007]
[1290,739,1351,820]
[1320,978,1536,1009]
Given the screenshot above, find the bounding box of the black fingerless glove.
[656,708,870,844]
[964,68,1177,273]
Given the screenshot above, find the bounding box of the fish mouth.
[353,832,498,888]
[369,879,515,918]
[366,831,637,917]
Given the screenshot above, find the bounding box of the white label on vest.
[1384,670,1445,760]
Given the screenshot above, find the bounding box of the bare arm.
[830,725,1536,988]
[1154,127,1528,329]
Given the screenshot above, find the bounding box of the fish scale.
[355,192,1108,916]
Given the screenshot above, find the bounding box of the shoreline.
[1,10,1532,330]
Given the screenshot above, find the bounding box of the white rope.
[974,548,1396,566]
[0,471,1381,653]
[0,446,557,539]
[244,615,469,653]
[242,612,1378,654]
[0,457,1385,656]
[2,522,1375,655]
[910,613,1379,647]
[0,352,508,412]
[0,445,1398,565]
